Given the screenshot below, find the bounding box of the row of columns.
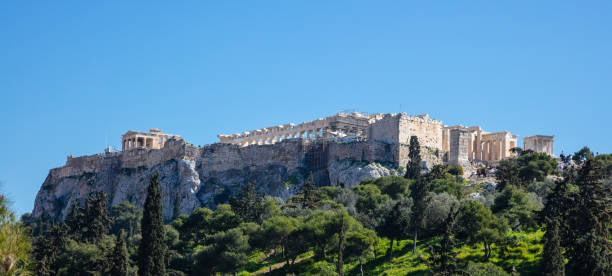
[122,136,169,151]
[236,127,329,147]
[231,126,364,147]
[479,136,513,161]
[535,140,553,155]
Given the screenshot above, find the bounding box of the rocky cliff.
[33,138,437,221]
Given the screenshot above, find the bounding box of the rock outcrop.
[33,138,441,221]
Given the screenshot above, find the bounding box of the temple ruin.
[442,125,519,164]
[523,135,554,156]
[117,112,553,167]
[121,128,180,151]
[217,112,536,165]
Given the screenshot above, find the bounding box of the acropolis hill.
[33,112,554,220]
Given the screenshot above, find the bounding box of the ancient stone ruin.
[523,135,554,156]
[217,112,548,166]
[121,128,180,151]
[33,111,555,221]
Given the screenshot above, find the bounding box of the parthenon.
[217,111,535,165]
[217,112,378,147]
[121,128,180,151]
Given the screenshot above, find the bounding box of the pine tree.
[110,229,129,276]
[405,136,422,180]
[567,158,612,275]
[138,173,166,276]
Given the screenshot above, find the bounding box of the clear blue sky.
[1,1,611,215]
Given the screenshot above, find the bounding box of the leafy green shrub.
[465,261,510,276]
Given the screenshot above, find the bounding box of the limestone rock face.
[33,138,436,221]
[328,159,400,188]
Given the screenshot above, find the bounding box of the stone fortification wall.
[199,139,305,175]
[365,113,445,168]
[367,114,400,144]
[327,141,395,164]
[398,114,443,149]
[55,138,198,179]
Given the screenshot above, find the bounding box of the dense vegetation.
[2,137,611,275]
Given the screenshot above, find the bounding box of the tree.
[410,176,428,254]
[33,223,66,275]
[110,201,142,239]
[447,164,463,177]
[465,262,510,276]
[330,210,363,276]
[65,200,85,242]
[352,184,390,215]
[302,211,337,260]
[405,135,422,180]
[492,186,542,231]
[360,176,412,200]
[541,217,564,276]
[109,229,129,276]
[495,159,521,191]
[572,146,592,165]
[344,229,376,276]
[422,192,459,236]
[336,212,346,276]
[0,194,31,275]
[83,191,112,244]
[295,173,321,209]
[55,235,114,275]
[229,182,264,223]
[496,152,557,190]
[426,206,458,276]
[456,201,508,260]
[376,199,412,261]
[138,173,166,276]
[566,157,612,275]
[193,228,250,276]
[427,164,449,181]
[428,178,464,200]
[259,216,299,271]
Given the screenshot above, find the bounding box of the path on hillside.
[250,254,313,275]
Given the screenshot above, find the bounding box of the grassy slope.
[238,230,544,275]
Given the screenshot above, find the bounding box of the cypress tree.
[84,191,112,244]
[541,217,564,276]
[110,229,129,276]
[65,200,85,242]
[405,136,422,180]
[296,173,320,209]
[229,182,263,223]
[567,158,612,275]
[138,173,166,276]
[405,136,427,255]
[540,178,572,276]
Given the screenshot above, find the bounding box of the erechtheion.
[121,128,180,151]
